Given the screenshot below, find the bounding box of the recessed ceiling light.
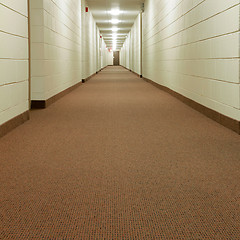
[109,9,121,16]
[112,27,118,32]
[110,19,120,24]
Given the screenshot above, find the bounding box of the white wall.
[30,0,82,101]
[0,0,112,129]
[120,14,141,75]
[142,0,240,120]
[120,44,125,67]
[30,0,110,101]
[81,1,110,79]
[81,0,96,79]
[120,32,131,69]
[0,0,29,125]
[101,41,113,67]
[131,14,141,75]
[107,51,113,66]
[100,38,106,68]
[96,28,101,72]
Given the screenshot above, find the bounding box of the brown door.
[113,51,119,65]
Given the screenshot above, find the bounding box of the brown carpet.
[1,66,240,239]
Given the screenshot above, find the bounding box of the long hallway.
[1,66,240,239]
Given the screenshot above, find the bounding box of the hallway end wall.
[142,0,240,121]
[0,1,29,127]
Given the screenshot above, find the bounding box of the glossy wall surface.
[0,0,29,125]
[120,14,141,75]
[142,0,240,120]
[30,0,82,101]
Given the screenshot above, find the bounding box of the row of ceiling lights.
[109,9,121,51]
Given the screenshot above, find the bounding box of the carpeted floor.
[1,66,240,239]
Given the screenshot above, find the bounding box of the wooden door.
[113,51,119,65]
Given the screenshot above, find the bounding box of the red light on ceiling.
[85,7,88,12]
[100,35,102,38]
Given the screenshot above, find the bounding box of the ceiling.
[86,0,144,50]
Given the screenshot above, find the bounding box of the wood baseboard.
[31,81,82,109]
[0,111,30,138]
[142,77,240,134]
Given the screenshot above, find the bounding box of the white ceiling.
[86,0,144,50]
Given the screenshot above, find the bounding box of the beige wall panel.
[0,1,29,125]
[120,15,141,75]
[30,0,82,100]
[142,0,240,120]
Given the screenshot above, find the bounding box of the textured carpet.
[1,66,240,239]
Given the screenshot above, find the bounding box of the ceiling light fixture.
[112,27,118,32]
[110,19,120,24]
[109,9,121,16]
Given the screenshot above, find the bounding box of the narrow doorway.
[113,51,119,65]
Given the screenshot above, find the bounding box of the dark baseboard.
[31,101,46,109]
[120,65,130,71]
[132,71,141,77]
[98,66,108,72]
[0,111,30,138]
[142,77,240,134]
[82,72,97,83]
[120,66,141,78]
[83,68,107,82]
[101,66,109,70]
[31,81,82,109]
